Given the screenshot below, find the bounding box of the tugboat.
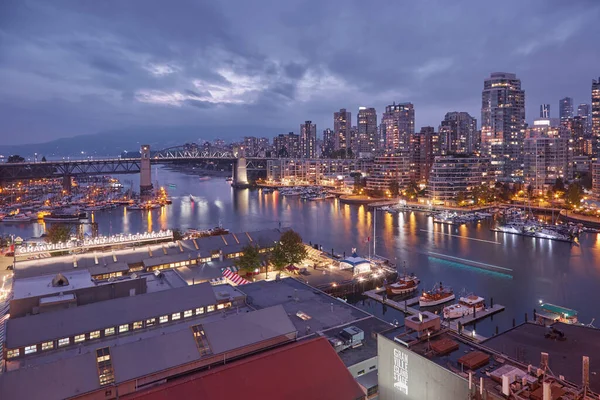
[419,282,455,307]
[443,295,485,319]
[385,262,419,296]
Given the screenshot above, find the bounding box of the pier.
[363,288,505,342]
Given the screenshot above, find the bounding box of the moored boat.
[443,295,485,319]
[386,274,420,296]
[419,282,455,307]
[1,213,33,223]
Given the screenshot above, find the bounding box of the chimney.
[502,374,510,396]
[542,381,551,400]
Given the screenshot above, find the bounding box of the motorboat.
[443,295,485,319]
[386,274,420,296]
[419,282,455,307]
[44,208,86,222]
[1,213,32,223]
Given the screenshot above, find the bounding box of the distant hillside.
[0,125,284,157]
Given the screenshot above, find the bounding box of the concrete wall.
[10,278,147,318]
[377,335,469,400]
[348,356,377,378]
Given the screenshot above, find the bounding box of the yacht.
[1,213,32,223]
[443,295,485,319]
[419,282,455,307]
[44,209,86,222]
[385,274,420,296]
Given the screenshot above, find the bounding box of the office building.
[409,127,438,183]
[571,116,588,156]
[593,78,600,148]
[523,136,571,193]
[273,132,300,158]
[560,96,574,123]
[427,155,490,204]
[540,103,550,119]
[481,72,526,177]
[322,128,335,157]
[357,107,378,154]
[439,111,478,154]
[349,126,358,154]
[381,102,415,151]
[334,109,351,152]
[366,152,412,193]
[299,121,317,158]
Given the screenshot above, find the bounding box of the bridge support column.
[140,144,153,200]
[232,157,249,188]
[62,175,72,194]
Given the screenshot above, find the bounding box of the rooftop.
[483,322,600,393]
[12,269,94,299]
[123,337,366,400]
[239,277,372,336]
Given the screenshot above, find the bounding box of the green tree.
[455,191,468,206]
[565,183,584,206]
[404,181,419,199]
[7,155,25,163]
[270,230,307,270]
[45,224,73,244]
[237,244,261,273]
[388,180,400,197]
[526,184,534,199]
[553,178,565,192]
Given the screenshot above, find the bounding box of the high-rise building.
[593,78,600,147]
[381,102,415,151]
[299,121,317,158]
[349,126,358,155]
[439,112,478,154]
[540,104,550,119]
[577,103,592,137]
[367,152,412,193]
[273,132,300,158]
[322,128,335,158]
[357,107,377,154]
[571,116,587,157]
[427,155,490,205]
[481,72,526,177]
[333,109,351,152]
[409,127,438,183]
[559,97,574,123]
[524,136,571,193]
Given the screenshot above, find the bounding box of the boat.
[443,295,485,319]
[225,177,233,183]
[385,261,419,296]
[1,213,32,223]
[419,282,455,307]
[537,303,579,325]
[44,209,86,222]
[198,176,211,181]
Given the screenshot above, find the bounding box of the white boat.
[1,213,32,223]
[443,295,485,319]
[386,274,420,296]
[419,283,455,307]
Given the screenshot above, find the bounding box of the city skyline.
[0,1,599,145]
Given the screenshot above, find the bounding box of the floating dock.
[363,288,505,342]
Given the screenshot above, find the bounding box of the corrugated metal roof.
[5,282,217,349]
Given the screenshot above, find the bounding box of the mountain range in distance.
[0,125,284,158]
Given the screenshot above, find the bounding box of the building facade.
[266,158,372,184]
[334,109,351,152]
[381,103,415,151]
[427,155,490,204]
[540,104,550,119]
[559,97,574,123]
[366,153,411,193]
[439,112,478,154]
[593,78,600,154]
[273,132,300,158]
[357,107,378,155]
[593,163,600,198]
[481,72,526,178]
[299,121,317,158]
[322,128,335,158]
[523,136,571,192]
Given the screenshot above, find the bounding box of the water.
[3,167,600,337]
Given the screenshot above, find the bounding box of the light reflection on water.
[4,167,600,336]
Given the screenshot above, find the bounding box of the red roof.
[125,337,366,400]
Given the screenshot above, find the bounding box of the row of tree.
[236,230,307,274]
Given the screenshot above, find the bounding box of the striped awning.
[209,277,226,285]
[223,266,240,273]
[222,269,250,286]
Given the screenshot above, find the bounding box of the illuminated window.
[42,341,54,351]
[7,349,20,358]
[207,305,215,312]
[146,318,156,326]
[119,324,129,333]
[90,331,100,340]
[159,315,168,323]
[58,337,70,347]
[172,312,181,320]
[25,345,37,355]
[74,334,86,343]
[133,321,143,330]
[184,310,193,318]
[196,307,205,315]
[96,347,115,386]
[104,327,115,336]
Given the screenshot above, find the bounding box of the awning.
[222,269,250,285]
[223,266,240,273]
[209,277,226,285]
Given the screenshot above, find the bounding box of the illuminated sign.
[16,230,173,255]
[393,348,409,395]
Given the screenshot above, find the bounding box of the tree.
[565,182,584,206]
[45,224,73,244]
[7,155,25,163]
[404,181,419,200]
[41,156,47,162]
[172,228,183,241]
[270,230,307,270]
[455,191,468,206]
[237,244,261,273]
[553,178,565,192]
[526,184,534,199]
[388,180,400,197]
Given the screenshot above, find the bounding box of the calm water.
[3,167,600,336]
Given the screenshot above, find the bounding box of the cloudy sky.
[1,0,599,145]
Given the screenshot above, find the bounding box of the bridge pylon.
[140,144,153,200]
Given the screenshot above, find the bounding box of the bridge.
[0,144,268,195]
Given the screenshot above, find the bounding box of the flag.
[365,236,370,243]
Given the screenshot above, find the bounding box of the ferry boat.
[443,295,485,319]
[1,213,32,223]
[537,303,579,325]
[44,209,86,222]
[419,282,455,307]
[385,274,420,296]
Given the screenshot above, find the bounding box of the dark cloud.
[0,0,599,144]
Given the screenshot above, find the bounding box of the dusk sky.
[1,0,599,145]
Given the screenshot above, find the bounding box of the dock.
[363,288,505,342]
